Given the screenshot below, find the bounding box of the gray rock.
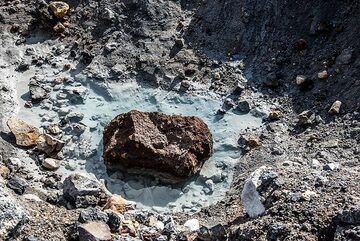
[7,175,28,195]
[236,99,251,113]
[107,211,124,232]
[79,207,109,223]
[323,162,340,171]
[78,221,112,241]
[297,110,315,126]
[0,177,28,238]
[42,158,60,170]
[241,166,271,218]
[29,80,48,101]
[336,48,354,65]
[63,173,110,208]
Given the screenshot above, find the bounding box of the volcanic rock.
[78,221,112,241]
[36,133,65,157]
[103,110,213,183]
[7,117,42,147]
[63,173,110,208]
[48,1,69,18]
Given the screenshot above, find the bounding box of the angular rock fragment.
[7,117,42,147]
[78,221,112,241]
[103,195,135,214]
[241,166,277,218]
[42,158,60,170]
[29,80,48,101]
[0,177,28,238]
[329,100,342,115]
[103,110,213,183]
[48,1,70,18]
[63,173,110,208]
[36,133,65,157]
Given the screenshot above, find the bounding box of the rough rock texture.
[7,117,42,147]
[0,177,28,239]
[63,173,111,208]
[103,110,213,182]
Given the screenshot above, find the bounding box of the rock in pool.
[103,110,213,183]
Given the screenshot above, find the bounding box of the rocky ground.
[0,0,359,241]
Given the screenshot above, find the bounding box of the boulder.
[7,118,42,147]
[63,173,110,208]
[103,110,213,183]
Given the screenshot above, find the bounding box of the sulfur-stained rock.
[103,110,213,183]
[7,118,42,147]
[103,195,135,214]
[48,1,70,18]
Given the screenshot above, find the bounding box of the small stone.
[323,162,340,171]
[293,39,308,51]
[103,195,134,214]
[183,219,200,231]
[48,124,61,135]
[247,136,261,148]
[42,158,60,170]
[268,109,282,121]
[120,219,137,236]
[79,207,109,223]
[224,98,236,108]
[63,63,71,70]
[53,22,66,33]
[175,38,184,47]
[309,159,321,168]
[7,175,28,195]
[29,81,48,101]
[295,75,307,85]
[317,70,328,79]
[336,48,353,65]
[301,190,317,201]
[329,100,342,115]
[297,110,315,126]
[106,211,123,232]
[236,99,251,113]
[213,72,221,80]
[78,222,112,241]
[1,86,9,92]
[16,62,29,72]
[0,165,10,178]
[48,1,70,18]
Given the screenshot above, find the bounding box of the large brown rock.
[103,110,213,183]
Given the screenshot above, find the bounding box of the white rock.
[309,159,321,168]
[155,221,165,231]
[42,158,60,170]
[183,218,200,231]
[240,166,267,218]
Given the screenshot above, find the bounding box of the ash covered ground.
[0,0,359,241]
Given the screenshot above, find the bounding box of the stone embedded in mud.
[29,80,49,101]
[7,117,42,147]
[103,110,213,183]
[48,1,70,18]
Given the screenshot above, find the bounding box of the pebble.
[42,158,60,170]
[329,100,342,115]
[183,219,200,231]
[79,207,109,223]
[309,159,321,168]
[317,70,329,79]
[236,99,251,113]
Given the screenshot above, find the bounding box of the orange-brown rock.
[103,110,213,183]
